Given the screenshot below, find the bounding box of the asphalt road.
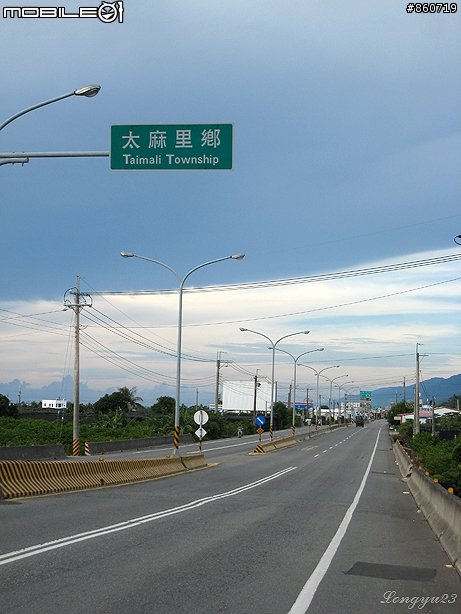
[1,421,460,614]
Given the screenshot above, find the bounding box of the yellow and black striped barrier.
[253,441,277,454]
[253,435,297,454]
[0,454,207,499]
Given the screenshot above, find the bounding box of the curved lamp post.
[321,373,349,423]
[274,347,324,434]
[299,364,340,425]
[0,85,101,133]
[121,251,244,454]
[239,328,310,438]
[336,382,356,421]
[0,84,103,166]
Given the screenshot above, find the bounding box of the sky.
[1,1,460,407]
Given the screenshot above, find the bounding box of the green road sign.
[110,123,233,170]
[360,391,372,401]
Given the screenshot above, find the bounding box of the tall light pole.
[274,347,324,434]
[239,328,310,439]
[121,251,244,454]
[321,373,348,423]
[335,380,355,422]
[300,364,340,425]
[0,84,105,166]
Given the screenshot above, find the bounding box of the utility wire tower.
[64,277,92,456]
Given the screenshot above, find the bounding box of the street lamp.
[239,328,310,438]
[336,382,356,421]
[321,373,349,423]
[121,251,245,454]
[299,364,339,425]
[0,85,104,166]
[333,379,354,422]
[274,347,324,434]
[0,85,101,133]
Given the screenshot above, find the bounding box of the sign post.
[255,415,266,443]
[110,123,233,171]
[194,410,209,452]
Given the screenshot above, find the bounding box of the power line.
[94,252,461,296]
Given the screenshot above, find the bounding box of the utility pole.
[403,376,407,409]
[214,351,226,414]
[431,396,435,437]
[253,369,259,423]
[414,343,422,435]
[64,277,91,456]
[74,280,80,455]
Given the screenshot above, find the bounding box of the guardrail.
[0,454,207,499]
[393,440,461,577]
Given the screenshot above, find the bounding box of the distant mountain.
[371,374,461,408]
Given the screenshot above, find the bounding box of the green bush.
[409,432,461,497]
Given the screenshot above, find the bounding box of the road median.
[0,454,207,499]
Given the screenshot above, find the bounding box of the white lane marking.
[133,439,258,454]
[0,467,296,566]
[133,438,264,455]
[287,427,382,614]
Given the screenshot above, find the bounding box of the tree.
[151,396,175,416]
[387,401,413,425]
[92,386,143,417]
[0,393,18,418]
[117,386,143,410]
[273,401,291,430]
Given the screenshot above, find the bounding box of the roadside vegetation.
[0,390,291,456]
[0,389,306,455]
[388,398,461,496]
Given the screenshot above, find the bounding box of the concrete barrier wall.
[253,424,350,454]
[0,444,67,461]
[87,434,194,455]
[180,454,208,470]
[393,441,461,577]
[0,453,207,499]
[393,439,413,476]
[273,435,297,450]
[253,441,277,453]
[409,468,461,577]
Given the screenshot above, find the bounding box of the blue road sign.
[255,415,266,427]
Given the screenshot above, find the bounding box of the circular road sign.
[194,410,209,425]
[255,415,266,427]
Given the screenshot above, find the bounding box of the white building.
[41,398,67,410]
[397,406,460,424]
